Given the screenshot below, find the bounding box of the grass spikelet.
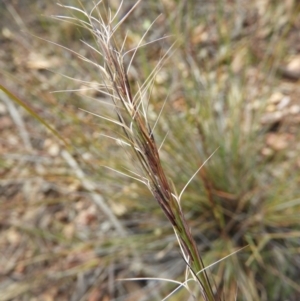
[56,1,220,300]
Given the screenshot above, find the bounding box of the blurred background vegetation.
[0,0,300,300]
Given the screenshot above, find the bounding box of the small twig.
[0,91,33,151]
[61,150,127,237]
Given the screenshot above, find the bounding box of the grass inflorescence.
[54,1,221,300]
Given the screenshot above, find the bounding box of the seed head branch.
[60,2,220,300]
